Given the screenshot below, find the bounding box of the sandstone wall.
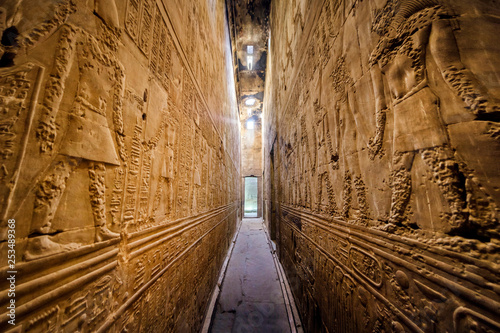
[0,0,240,331]
[264,0,500,331]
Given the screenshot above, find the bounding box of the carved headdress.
[372,0,441,36]
[370,0,442,67]
[390,0,440,31]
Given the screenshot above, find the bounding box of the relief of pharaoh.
[368,0,499,236]
[0,0,123,260]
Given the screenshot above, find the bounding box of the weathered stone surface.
[0,0,240,331]
[263,0,500,331]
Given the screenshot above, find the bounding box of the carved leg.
[31,159,74,234]
[387,152,415,228]
[342,170,352,219]
[167,179,173,217]
[316,172,323,214]
[325,172,338,216]
[304,174,310,209]
[421,147,468,233]
[353,176,369,224]
[89,162,119,242]
[26,157,80,260]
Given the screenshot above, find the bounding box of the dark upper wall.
[0,0,240,331]
[264,0,500,331]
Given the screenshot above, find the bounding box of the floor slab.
[210,218,291,333]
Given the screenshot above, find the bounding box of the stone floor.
[210,218,292,333]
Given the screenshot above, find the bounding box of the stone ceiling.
[226,0,271,127]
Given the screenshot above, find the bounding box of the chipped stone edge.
[201,217,243,333]
[262,219,304,333]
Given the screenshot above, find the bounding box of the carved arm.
[429,19,499,115]
[368,64,387,159]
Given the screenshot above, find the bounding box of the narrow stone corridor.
[210,218,298,333]
[1,1,499,331]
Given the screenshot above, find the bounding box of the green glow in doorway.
[244,177,258,217]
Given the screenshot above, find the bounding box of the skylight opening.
[245,98,256,106]
[247,45,254,54]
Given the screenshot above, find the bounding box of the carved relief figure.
[330,57,369,223]
[0,0,77,241]
[27,1,122,259]
[368,0,496,233]
[157,117,176,217]
[314,99,338,216]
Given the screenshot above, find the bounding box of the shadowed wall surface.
[0,0,240,331]
[263,0,500,331]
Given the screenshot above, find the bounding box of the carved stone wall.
[0,0,240,331]
[264,0,500,331]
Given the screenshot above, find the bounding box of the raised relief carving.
[24,306,59,333]
[454,307,500,333]
[350,247,383,288]
[331,57,369,224]
[61,293,88,333]
[36,24,76,154]
[332,267,357,332]
[369,0,490,233]
[27,21,122,259]
[314,99,338,216]
[0,63,42,238]
[88,275,113,332]
[153,114,177,220]
[267,0,500,332]
[125,0,155,54]
[0,0,241,332]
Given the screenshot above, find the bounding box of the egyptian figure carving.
[369,0,496,234]
[24,10,122,258]
[331,58,369,223]
[267,0,500,332]
[314,100,338,216]
[0,0,241,331]
[0,1,76,240]
[0,0,76,67]
[154,116,176,218]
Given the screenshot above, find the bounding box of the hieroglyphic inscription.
[61,293,88,332]
[125,0,141,41]
[123,120,143,225]
[137,150,152,225]
[88,275,113,332]
[0,64,39,221]
[0,0,241,332]
[24,307,59,333]
[110,166,125,226]
[267,0,500,330]
[350,247,382,287]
